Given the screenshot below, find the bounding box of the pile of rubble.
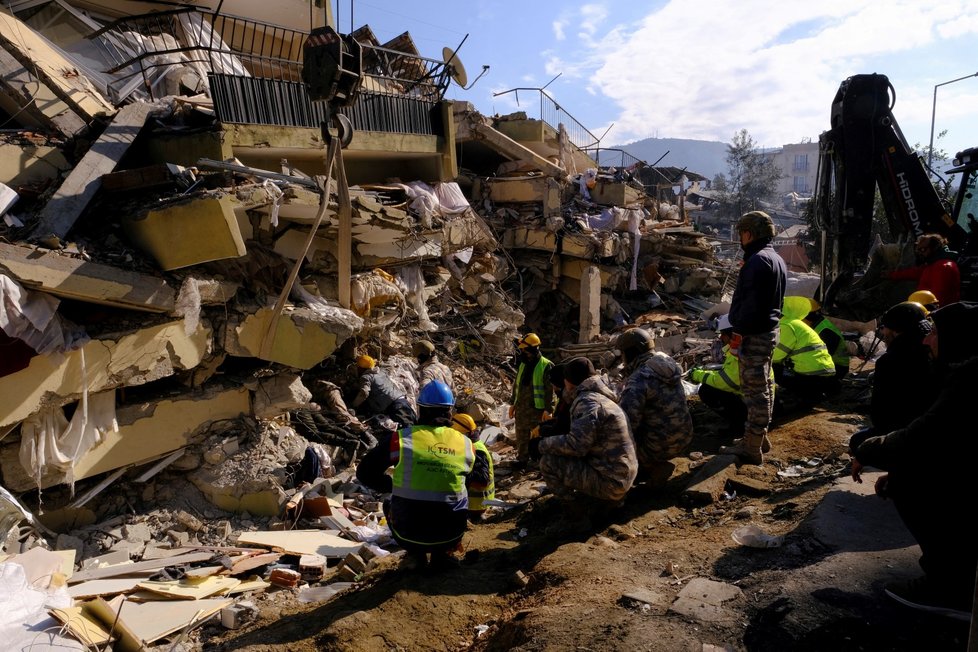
[0,3,747,648]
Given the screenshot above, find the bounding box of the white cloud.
[565,0,978,148]
[553,19,567,41]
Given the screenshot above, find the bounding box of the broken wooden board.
[87,594,231,651]
[0,243,177,313]
[681,454,738,506]
[68,551,215,583]
[50,605,117,648]
[32,101,158,241]
[68,575,153,599]
[228,551,282,575]
[136,576,241,600]
[235,529,362,558]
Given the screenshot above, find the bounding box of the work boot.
[399,550,427,571]
[719,434,764,465]
[730,435,772,454]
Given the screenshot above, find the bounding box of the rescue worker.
[414,339,454,392]
[351,355,417,428]
[885,233,960,307]
[848,301,937,452]
[908,290,940,314]
[690,315,750,439]
[772,296,837,409]
[720,211,787,465]
[356,381,490,570]
[508,333,554,466]
[529,357,637,503]
[616,328,693,483]
[450,413,495,524]
[853,301,978,620]
[803,298,850,381]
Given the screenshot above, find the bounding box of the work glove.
[528,437,542,461]
[508,405,515,419]
[689,368,706,384]
[530,425,541,439]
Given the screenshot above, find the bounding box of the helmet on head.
[418,380,455,407]
[616,328,654,362]
[736,211,777,239]
[908,290,938,309]
[517,333,542,349]
[451,413,477,435]
[881,301,929,332]
[717,314,732,332]
[356,354,376,369]
[412,340,435,357]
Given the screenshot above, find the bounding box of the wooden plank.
[0,242,175,313]
[68,551,215,584]
[68,575,153,599]
[32,102,157,241]
[136,576,241,600]
[235,529,362,558]
[89,595,232,648]
[50,606,117,648]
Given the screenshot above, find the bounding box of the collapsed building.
[0,2,743,647]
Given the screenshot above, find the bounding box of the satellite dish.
[442,46,468,87]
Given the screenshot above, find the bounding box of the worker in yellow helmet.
[908,290,939,314]
[508,333,554,467]
[450,413,495,524]
[351,354,416,428]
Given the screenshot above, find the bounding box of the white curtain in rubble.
[0,274,88,355]
[19,387,119,494]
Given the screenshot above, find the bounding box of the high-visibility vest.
[814,317,850,369]
[514,356,553,409]
[391,425,474,503]
[774,320,836,376]
[703,346,741,394]
[468,439,495,511]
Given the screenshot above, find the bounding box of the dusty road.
[207,370,971,651]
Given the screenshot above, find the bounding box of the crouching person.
[450,413,495,524]
[529,357,638,505]
[356,381,490,570]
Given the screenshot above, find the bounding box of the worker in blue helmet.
[356,380,491,571]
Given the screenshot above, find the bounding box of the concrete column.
[579,265,602,343]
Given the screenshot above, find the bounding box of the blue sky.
[341,0,978,164]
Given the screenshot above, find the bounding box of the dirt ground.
[204,364,972,652]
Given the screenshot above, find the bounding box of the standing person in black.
[719,211,787,465]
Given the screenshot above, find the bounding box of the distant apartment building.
[766,141,820,197]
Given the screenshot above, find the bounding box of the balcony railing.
[85,8,450,134]
[492,87,600,150]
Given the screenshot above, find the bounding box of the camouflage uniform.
[538,376,638,502]
[739,330,778,442]
[618,350,694,470]
[419,355,454,392]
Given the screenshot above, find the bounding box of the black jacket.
[729,238,787,335]
[870,332,938,435]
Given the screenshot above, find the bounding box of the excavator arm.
[814,73,967,321]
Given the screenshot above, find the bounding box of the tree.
[719,129,783,217]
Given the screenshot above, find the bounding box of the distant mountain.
[609,137,729,181]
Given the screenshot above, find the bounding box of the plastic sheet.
[0,274,89,356]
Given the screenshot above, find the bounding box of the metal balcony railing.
[85,8,451,133]
[582,147,644,170]
[492,87,600,150]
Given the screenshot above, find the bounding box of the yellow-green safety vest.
[468,439,495,511]
[814,317,851,369]
[513,356,553,409]
[392,425,474,504]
